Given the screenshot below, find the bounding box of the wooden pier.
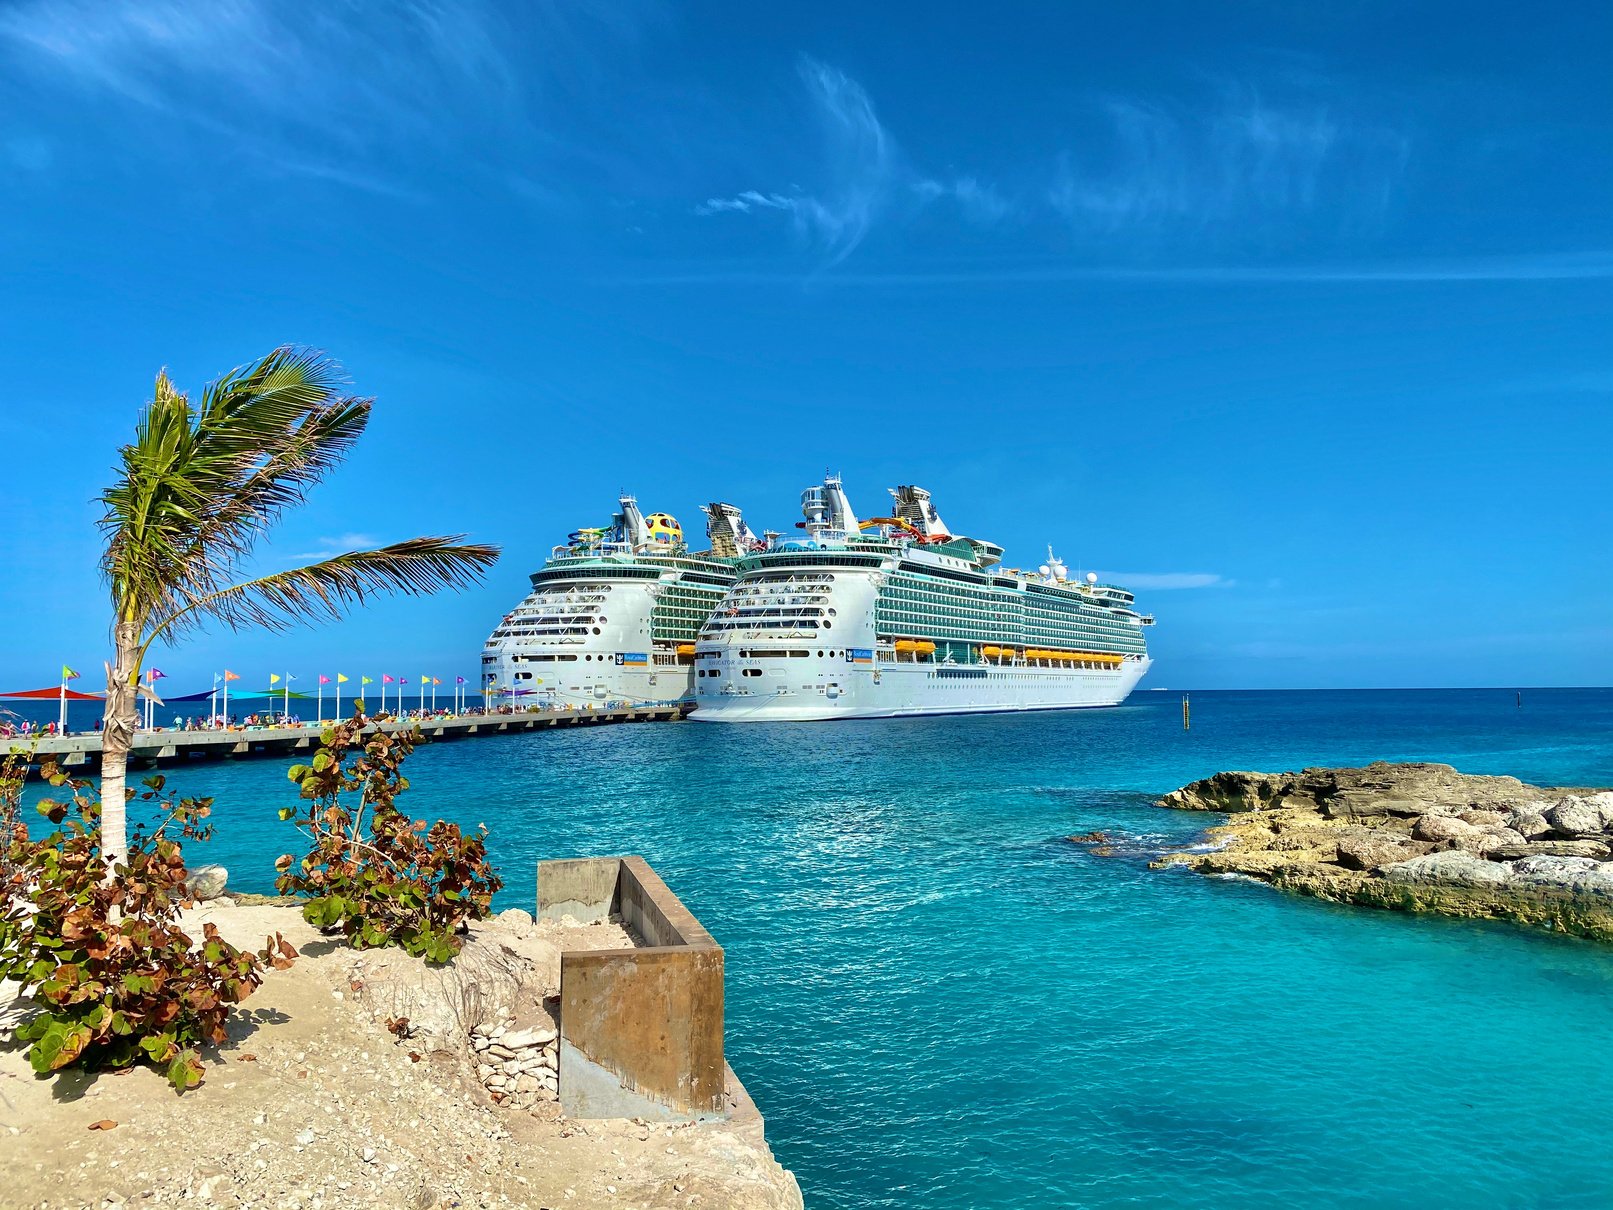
[7,705,690,773]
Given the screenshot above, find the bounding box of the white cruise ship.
[691,475,1154,722]
[482,496,759,707]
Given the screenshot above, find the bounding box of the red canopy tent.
[0,686,103,699]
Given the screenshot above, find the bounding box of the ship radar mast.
[1039,546,1069,585]
[801,472,860,543]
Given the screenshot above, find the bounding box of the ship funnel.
[614,494,650,551]
[704,502,764,558]
[891,485,950,539]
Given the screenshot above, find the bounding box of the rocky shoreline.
[1146,762,1613,941]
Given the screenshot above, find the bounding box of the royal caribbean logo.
[616,652,649,667]
[847,648,873,664]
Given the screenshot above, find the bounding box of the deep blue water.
[23,688,1613,1208]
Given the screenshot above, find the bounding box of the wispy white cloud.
[1099,572,1235,590]
[695,58,897,266]
[620,249,1613,287]
[1049,88,1407,239]
[0,0,526,196]
[695,57,1012,266]
[699,63,1411,266]
[290,533,382,561]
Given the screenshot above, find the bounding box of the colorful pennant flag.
[456,676,465,685]
[361,676,373,685]
[223,670,240,682]
[382,675,394,684]
[62,665,80,681]
[270,674,281,685]
[318,675,331,685]
[337,674,350,684]
[147,668,166,680]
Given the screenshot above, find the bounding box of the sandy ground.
[0,902,802,1210]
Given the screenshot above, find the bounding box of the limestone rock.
[1506,809,1554,840]
[495,908,534,934]
[184,864,229,901]
[501,1026,557,1050]
[1335,835,1430,872]
[1484,840,1611,861]
[1546,796,1613,839]
[1381,850,1515,888]
[1154,763,1613,942]
[1509,856,1613,897]
[1458,810,1509,829]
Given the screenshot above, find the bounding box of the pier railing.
[4,704,691,771]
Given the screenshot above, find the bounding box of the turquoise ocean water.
[20,688,1613,1208]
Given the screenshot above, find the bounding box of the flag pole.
[317,676,324,723]
[59,671,67,734]
[210,678,218,726]
[336,676,342,720]
[222,673,229,723]
[283,674,290,721]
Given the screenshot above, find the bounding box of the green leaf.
[166,1050,205,1092]
[277,807,294,821]
[140,1032,179,1064]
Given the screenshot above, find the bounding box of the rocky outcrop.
[183,863,229,901]
[1153,763,1613,941]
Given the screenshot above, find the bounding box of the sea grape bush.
[0,761,296,1091]
[276,715,501,963]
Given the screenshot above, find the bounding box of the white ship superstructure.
[691,476,1154,721]
[482,496,754,707]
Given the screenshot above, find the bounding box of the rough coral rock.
[183,863,229,901]
[1546,796,1613,839]
[1154,763,1613,941]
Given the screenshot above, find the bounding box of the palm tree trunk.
[99,620,140,879]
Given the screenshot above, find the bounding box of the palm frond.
[99,348,378,621]
[149,537,501,639]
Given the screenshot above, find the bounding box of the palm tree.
[97,347,499,874]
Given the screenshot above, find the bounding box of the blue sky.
[1,1,1609,692]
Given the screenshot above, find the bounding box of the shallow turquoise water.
[38,689,1613,1207]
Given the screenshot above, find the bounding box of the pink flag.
[318,675,331,685]
[382,675,395,684]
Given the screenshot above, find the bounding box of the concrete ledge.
[537,856,725,1121]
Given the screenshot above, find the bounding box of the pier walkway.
[7,704,689,772]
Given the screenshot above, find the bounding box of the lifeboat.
[676,643,696,656]
[980,645,1016,659]
[894,639,938,654]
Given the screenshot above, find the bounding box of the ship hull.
[691,656,1150,722]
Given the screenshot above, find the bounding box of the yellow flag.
[361,676,373,685]
[270,674,281,685]
[337,673,349,684]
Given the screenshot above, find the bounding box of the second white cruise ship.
[691,475,1154,721]
[482,496,760,707]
